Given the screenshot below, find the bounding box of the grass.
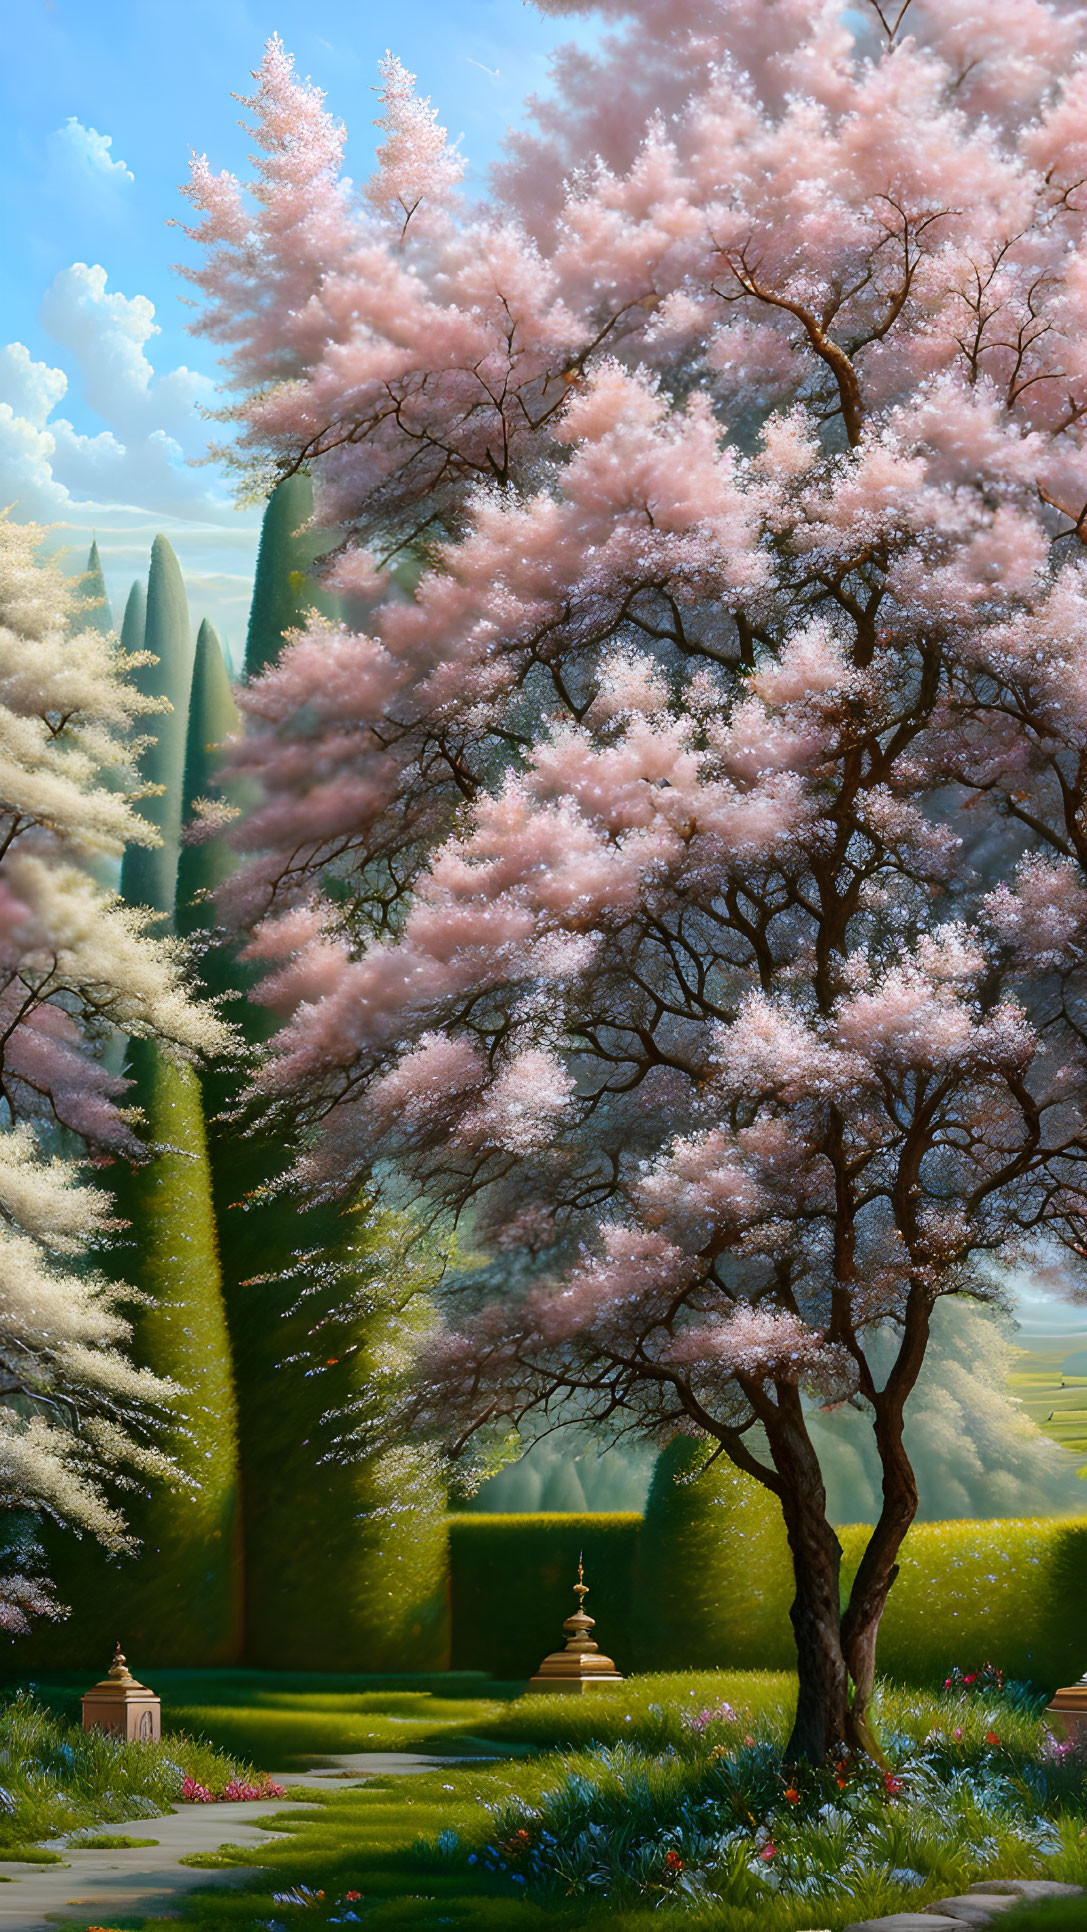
[17,1669,520,1768]
[1008,1336,1087,1465]
[67,1832,161,1849]
[1002,1909,1087,1930]
[25,1671,1087,1932]
[0,1688,267,1857]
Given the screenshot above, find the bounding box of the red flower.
[346,1892,362,1901]
[985,1730,1001,1746]
[664,1850,684,1873]
[784,1785,800,1804]
[883,1772,903,1796]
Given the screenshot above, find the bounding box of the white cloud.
[0,265,231,524]
[39,264,212,456]
[0,343,67,427]
[52,117,134,185]
[0,264,260,644]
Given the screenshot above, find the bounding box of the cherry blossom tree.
[184,1,1087,1760]
[0,514,227,1631]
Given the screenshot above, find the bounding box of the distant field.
[1009,1334,1087,1464]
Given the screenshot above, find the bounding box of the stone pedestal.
[526,1557,624,1694]
[1045,1675,1087,1742]
[81,1644,161,1742]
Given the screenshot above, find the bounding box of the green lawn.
[1008,1337,1087,1464]
[11,1670,1083,1932]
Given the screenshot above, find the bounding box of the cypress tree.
[120,536,193,915]
[176,619,240,940]
[184,489,449,1668]
[120,578,146,657]
[77,539,113,635]
[102,1041,243,1660]
[244,473,339,680]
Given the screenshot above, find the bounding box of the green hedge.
[850,1517,1087,1690]
[631,1438,795,1672]
[448,1513,642,1680]
[449,1508,1087,1692]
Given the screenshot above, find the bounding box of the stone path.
[843,1878,1087,1930]
[0,1753,470,1931]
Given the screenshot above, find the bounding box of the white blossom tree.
[0,514,228,1631]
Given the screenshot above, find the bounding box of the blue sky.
[1,0,585,661]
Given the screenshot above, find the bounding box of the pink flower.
[759,1842,777,1862]
[181,1777,213,1804]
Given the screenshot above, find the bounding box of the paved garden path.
[0,1752,473,1931]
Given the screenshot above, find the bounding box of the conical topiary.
[99,1039,243,1660]
[120,578,146,657]
[175,619,240,942]
[183,516,449,1668]
[77,539,113,635]
[244,473,339,681]
[120,536,194,915]
[18,1039,244,1668]
[630,1435,795,1672]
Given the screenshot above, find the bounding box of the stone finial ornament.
[1046,1672,1087,1741]
[526,1554,625,1694]
[81,1642,162,1741]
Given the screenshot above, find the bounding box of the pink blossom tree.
[184,1,1087,1761]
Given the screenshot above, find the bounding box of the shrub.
[473,1684,1087,1914]
[856,1517,1087,1691]
[449,1513,641,1679]
[631,1438,795,1672]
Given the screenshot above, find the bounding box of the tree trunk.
[781,1497,851,1763]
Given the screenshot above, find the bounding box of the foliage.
[0,513,226,1627]
[38,1674,1087,1932]
[0,1689,258,1854]
[631,1438,795,1672]
[175,617,239,939]
[243,473,339,681]
[181,0,1087,1756]
[449,1512,641,1678]
[119,534,194,916]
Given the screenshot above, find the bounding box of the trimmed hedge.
[449,1513,642,1680]
[449,1507,1087,1692]
[851,1516,1087,1690]
[631,1437,795,1672]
